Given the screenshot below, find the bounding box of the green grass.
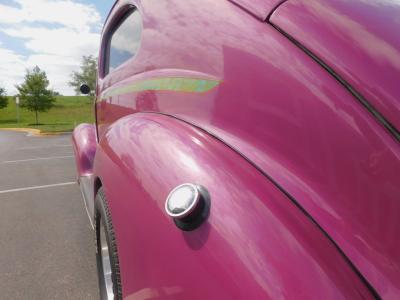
[0,96,94,133]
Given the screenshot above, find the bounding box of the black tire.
[95,187,123,300]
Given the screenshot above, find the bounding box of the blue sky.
[0,0,114,95]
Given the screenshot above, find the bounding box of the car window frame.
[101,5,142,78]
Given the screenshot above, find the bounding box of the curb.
[0,128,71,136]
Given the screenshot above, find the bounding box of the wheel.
[95,187,122,300]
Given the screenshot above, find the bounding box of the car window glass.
[108,10,142,74]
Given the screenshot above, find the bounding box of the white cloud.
[3,27,100,57]
[0,0,101,31]
[0,0,101,95]
[0,46,26,94]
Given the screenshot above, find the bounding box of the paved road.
[0,131,99,299]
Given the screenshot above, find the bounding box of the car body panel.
[227,0,285,20]
[94,113,373,299]
[72,123,97,177]
[97,68,221,139]
[72,123,97,226]
[270,0,400,137]
[270,1,400,296]
[71,0,400,298]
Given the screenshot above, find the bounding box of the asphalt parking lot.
[0,130,99,299]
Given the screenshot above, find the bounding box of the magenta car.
[72,0,400,299]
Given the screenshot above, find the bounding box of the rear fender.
[93,113,372,299]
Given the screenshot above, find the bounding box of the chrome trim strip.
[78,176,95,230]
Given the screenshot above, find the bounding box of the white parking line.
[2,155,74,164]
[17,145,71,150]
[0,182,76,194]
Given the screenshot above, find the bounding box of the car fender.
[93,113,372,299]
[72,123,97,226]
[72,123,97,177]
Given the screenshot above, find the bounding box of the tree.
[0,87,8,109]
[16,66,55,125]
[69,55,97,100]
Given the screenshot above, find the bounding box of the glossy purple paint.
[270,1,400,297]
[95,113,372,299]
[71,0,400,298]
[228,0,283,20]
[72,123,96,177]
[270,0,400,136]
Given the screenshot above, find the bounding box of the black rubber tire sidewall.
[95,187,123,300]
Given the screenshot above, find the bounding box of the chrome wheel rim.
[100,221,114,299]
